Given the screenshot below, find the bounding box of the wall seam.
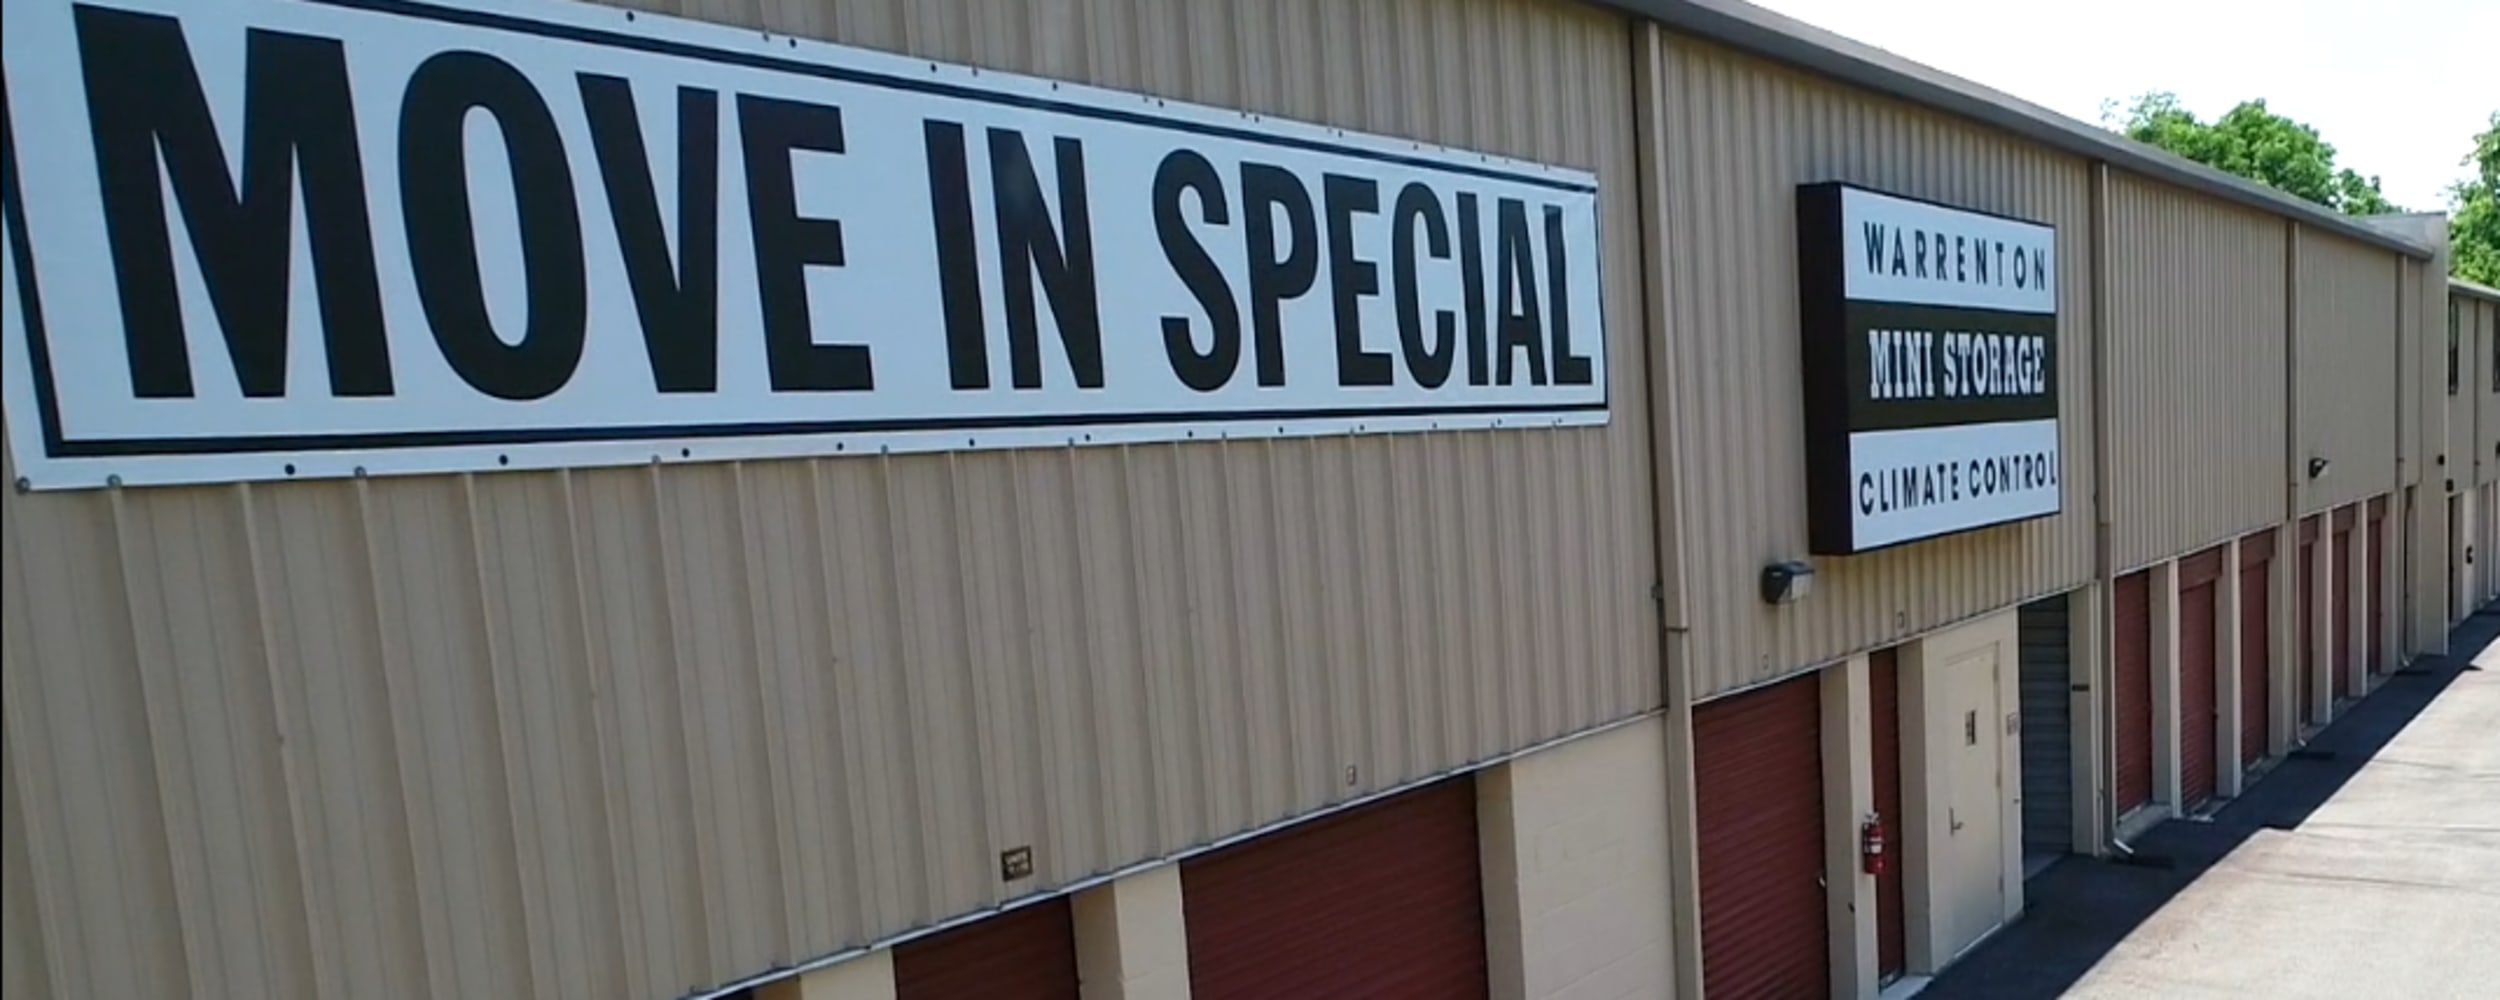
[2089,161,2119,851]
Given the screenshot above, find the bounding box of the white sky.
[1742,0,2498,212]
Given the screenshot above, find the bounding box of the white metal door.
[1942,644,2005,959]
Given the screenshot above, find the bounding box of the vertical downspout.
[1629,22,1707,1000]
[2087,163,2119,853]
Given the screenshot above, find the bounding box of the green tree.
[2452,112,2500,286]
[2107,92,2398,216]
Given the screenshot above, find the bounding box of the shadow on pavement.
[1916,605,2500,1000]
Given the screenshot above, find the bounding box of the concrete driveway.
[1923,612,2500,1000]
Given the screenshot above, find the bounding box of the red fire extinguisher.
[1861,815,1888,876]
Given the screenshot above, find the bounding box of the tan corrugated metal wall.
[2479,299,2500,486]
[2390,255,2419,493]
[2104,171,2288,571]
[2446,292,2475,488]
[1652,36,2096,700]
[0,0,1656,998]
[2294,228,2402,515]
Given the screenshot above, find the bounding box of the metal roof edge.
[2456,278,2500,304]
[1604,0,2437,260]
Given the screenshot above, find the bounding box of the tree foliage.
[2453,112,2500,286]
[2108,92,2398,216]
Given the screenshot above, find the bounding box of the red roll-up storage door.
[1182,778,1487,1000]
[893,897,1081,1000]
[1871,649,1906,983]
[2179,549,2222,809]
[1695,673,1827,1000]
[2300,515,2319,727]
[2370,496,2389,676]
[2240,531,2275,766]
[2114,570,2154,815]
[2334,508,2355,702]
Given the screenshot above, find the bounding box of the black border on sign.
[1794,179,2063,556]
[1796,183,1856,554]
[2,0,1608,463]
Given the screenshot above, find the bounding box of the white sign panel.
[1796,182,2061,554]
[0,0,1606,490]
[1845,418,2061,551]
[1839,186,2058,314]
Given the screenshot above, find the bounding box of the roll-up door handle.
[1950,807,1966,834]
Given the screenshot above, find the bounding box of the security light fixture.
[1761,560,1815,605]
[2307,456,2331,480]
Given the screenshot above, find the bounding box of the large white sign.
[0,0,1606,490]
[1796,183,2061,554]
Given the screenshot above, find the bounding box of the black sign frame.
[1795,181,2064,556]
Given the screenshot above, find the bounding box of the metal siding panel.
[2448,292,2475,486]
[83,487,314,1000]
[730,464,855,959]
[941,454,1052,898]
[1,1,1655,996]
[466,474,628,1000]
[2482,301,2500,485]
[657,467,793,978]
[1660,37,2096,700]
[810,457,934,939]
[2106,173,2289,569]
[2404,256,2437,493]
[1059,450,1158,866]
[571,468,714,996]
[359,480,537,1000]
[2397,260,2417,492]
[2296,229,2402,513]
[4,734,59,1000]
[880,457,997,917]
[249,486,438,1000]
[3,472,191,1000]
